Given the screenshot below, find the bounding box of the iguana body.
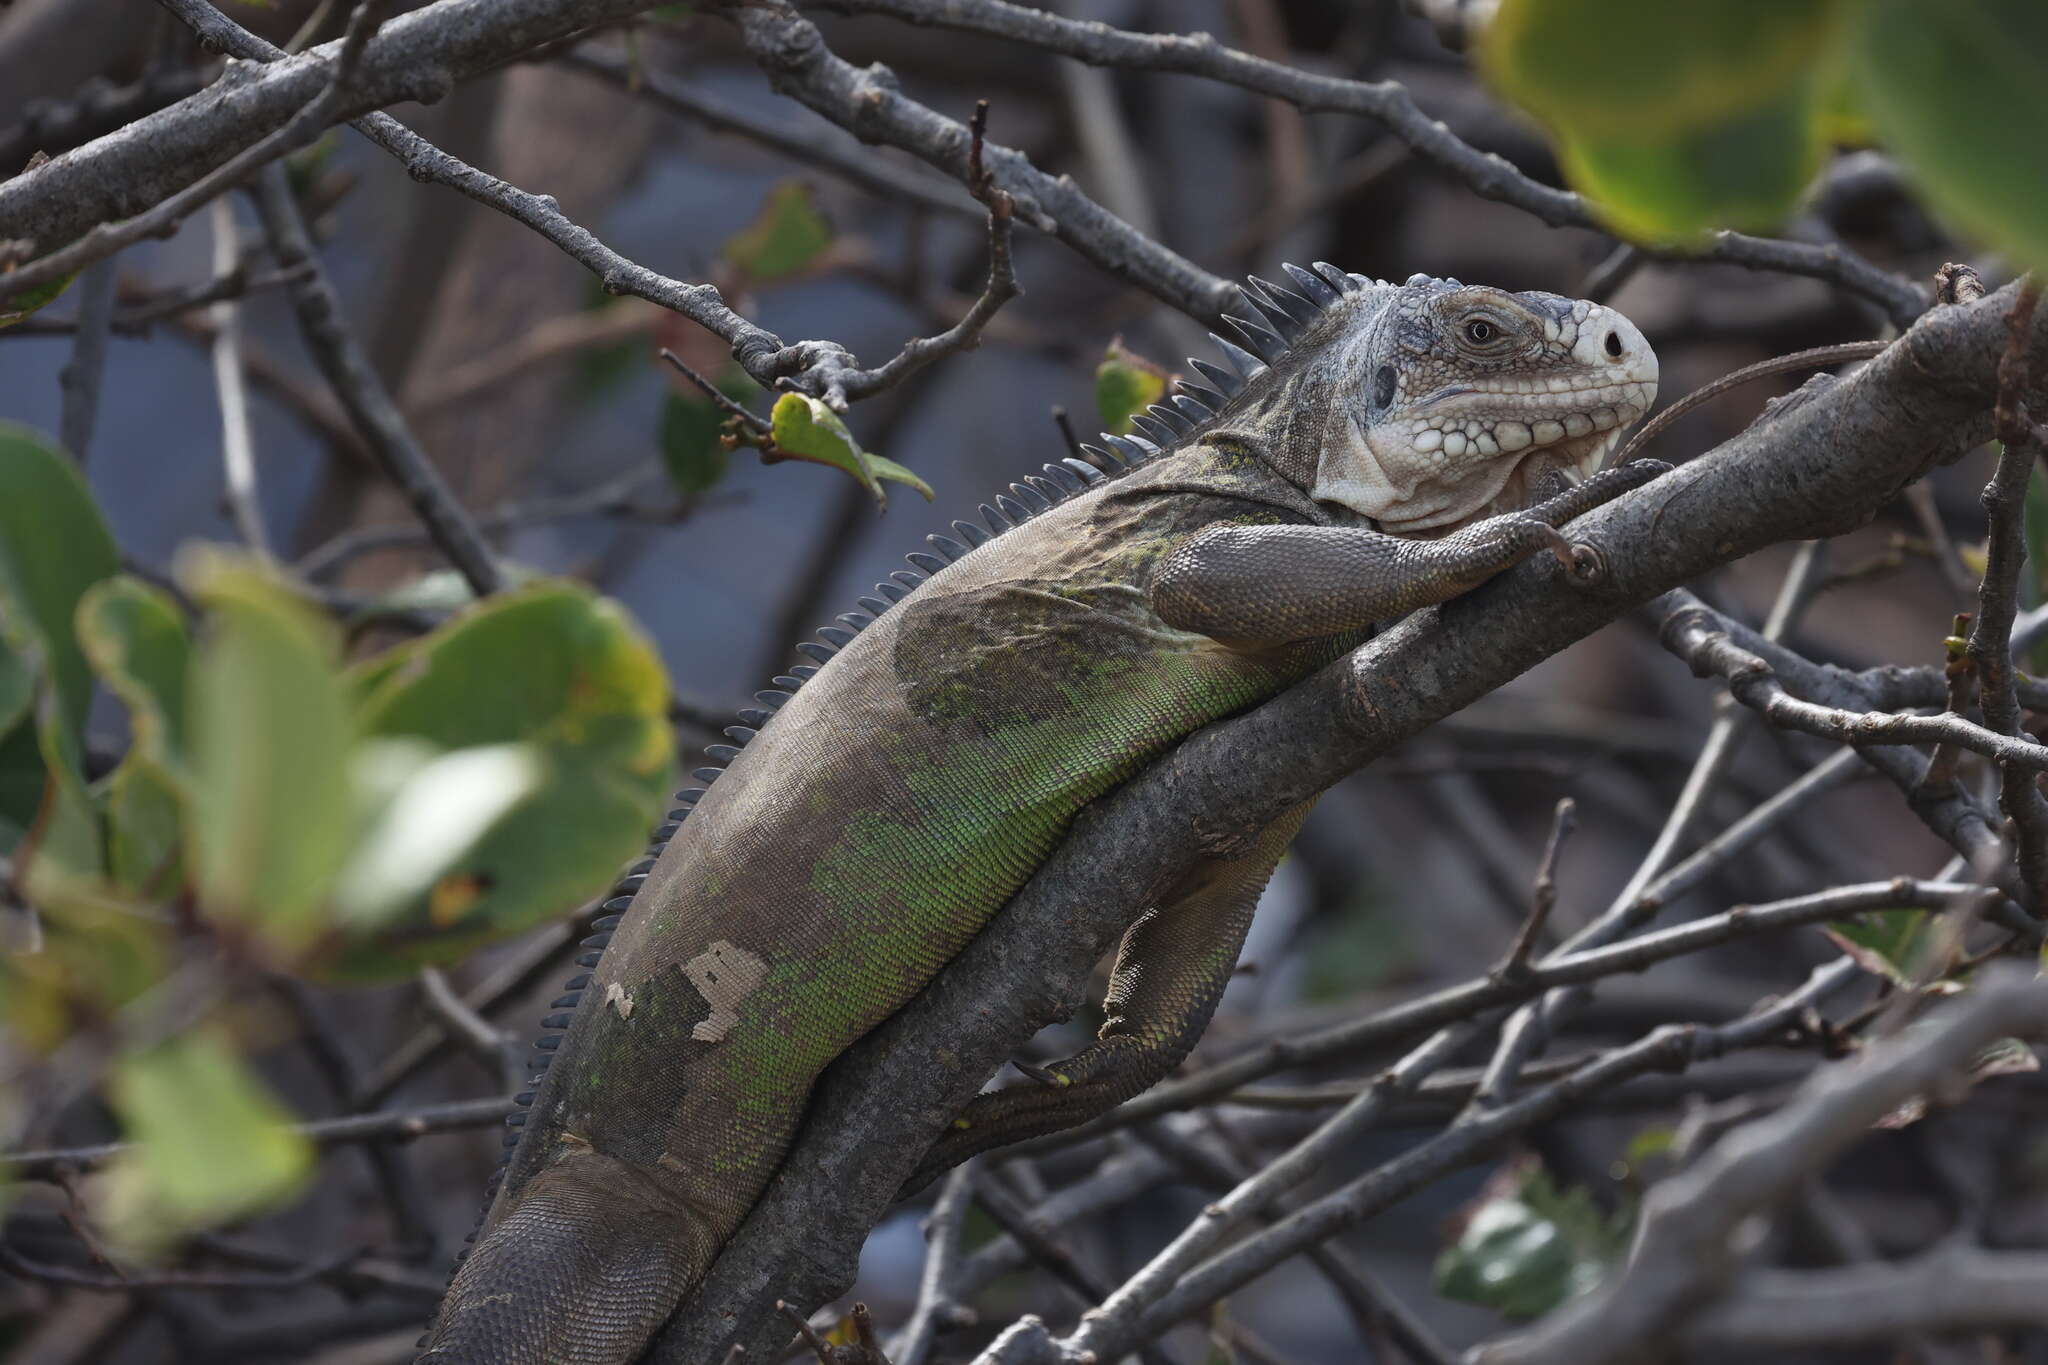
[421,266,1659,1363]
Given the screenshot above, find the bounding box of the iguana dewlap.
[420,266,1659,1363]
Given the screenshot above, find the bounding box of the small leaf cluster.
[0,423,674,1248]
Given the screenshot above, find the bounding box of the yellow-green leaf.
[78,577,191,774]
[99,1030,311,1254]
[77,578,194,896]
[863,452,933,502]
[329,583,672,979]
[1482,0,1848,241]
[182,552,355,953]
[0,270,77,331]
[723,180,833,287]
[1095,340,1169,436]
[331,740,545,927]
[1825,907,1931,986]
[1850,0,2048,271]
[769,392,930,506]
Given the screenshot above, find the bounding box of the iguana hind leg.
[903,804,1312,1194]
[420,1153,717,1364]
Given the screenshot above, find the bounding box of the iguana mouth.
[1362,375,1654,533]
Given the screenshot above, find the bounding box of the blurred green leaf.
[1551,85,1825,242]
[572,278,643,399]
[16,705,104,894]
[0,424,118,869]
[1622,1124,1675,1169]
[367,568,479,618]
[1825,907,1931,985]
[769,392,932,507]
[723,180,832,286]
[331,583,671,978]
[331,739,544,927]
[100,1030,311,1253]
[76,576,192,894]
[1482,0,1845,240]
[659,390,734,495]
[0,423,120,741]
[1095,340,1169,437]
[0,271,77,331]
[182,553,355,953]
[1436,1162,1630,1320]
[104,763,184,899]
[1851,0,2048,272]
[78,578,191,773]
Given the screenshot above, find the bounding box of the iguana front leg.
[1153,458,1667,646]
[904,459,1665,1191]
[904,804,1313,1193]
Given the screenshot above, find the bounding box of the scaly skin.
[419,267,1660,1363]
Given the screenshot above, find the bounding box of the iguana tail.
[417,1153,713,1364]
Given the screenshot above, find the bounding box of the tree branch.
[815,0,1926,326]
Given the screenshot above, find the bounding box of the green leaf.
[0,423,120,741]
[16,703,103,893]
[330,739,545,927]
[862,452,934,502]
[769,392,932,507]
[1095,340,1170,436]
[100,1030,312,1253]
[1481,0,1847,240]
[0,270,77,331]
[723,180,833,287]
[659,390,734,495]
[1825,907,1931,985]
[182,552,355,953]
[330,582,671,979]
[78,578,191,774]
[0,425,118,872]
[1551,85,1826,242]
[1850,0,2048,272]
[75,576,192,895]
[1435,1161,1630,1321]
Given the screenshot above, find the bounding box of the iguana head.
[1189,268,1658,534]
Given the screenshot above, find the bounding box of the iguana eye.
[1464,319,1496,344]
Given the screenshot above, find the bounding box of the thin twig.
[1615,340,1890,465]
[660,350,770,433]
[802,98,1022,406]
[3,1095,511,1182]
[418,966,526,1095]
[208,196,270,554]
[56,258,118,460]
[1469,968,2048,1365]
[559,47,976,220]
[250,164,503,596]
[811,0,1926,325]
[1494,797,1574,981]
[889,1166,974,1365]
[1968,278,2048,908]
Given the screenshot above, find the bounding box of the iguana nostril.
[1604,330,1623,358]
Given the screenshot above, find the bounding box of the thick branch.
[0,0,659,252]
[652,283,2048,1361]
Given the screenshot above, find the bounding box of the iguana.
[419,264,1661,1363]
